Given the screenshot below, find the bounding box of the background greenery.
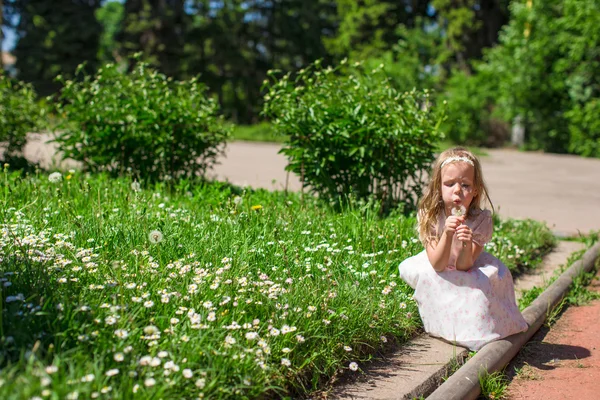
[2,0,598,158]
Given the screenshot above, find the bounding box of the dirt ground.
[505,271,600,400]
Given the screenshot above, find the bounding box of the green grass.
[0,168,554,399]
[230,122,287,143]
[518,233,599,311]
[478,370,509,399]
[229,123,489,157]
[436,139,488,157]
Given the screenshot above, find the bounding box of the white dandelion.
[48,172,62,183]
[148,230,163,244]
[451,205,467,217]
[131,181,141,192]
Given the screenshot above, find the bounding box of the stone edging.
[427,241,600,400]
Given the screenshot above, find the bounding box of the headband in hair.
[440,156,474,169]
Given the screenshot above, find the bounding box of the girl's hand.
[444,216,465,235]
[455,224,473,244]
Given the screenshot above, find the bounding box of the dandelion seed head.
[148,230,163,244]
[48,172,62,183]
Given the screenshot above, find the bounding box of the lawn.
[0,168,553,399]
[230,123,489,157]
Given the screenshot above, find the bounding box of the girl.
[399,147,528,351]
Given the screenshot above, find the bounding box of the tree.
[11,0,102,95]
[96,0,124,63]
[117,0,190,79]
[483,0,600,156]
[325,0,431,59]
[183,0,336,123]
[432,0,510,73]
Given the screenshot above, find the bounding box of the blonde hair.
[417,147,493,245]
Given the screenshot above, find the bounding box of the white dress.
[399,209,528,351]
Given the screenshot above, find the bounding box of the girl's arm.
[426,216,463,272]
[454,225,484,271]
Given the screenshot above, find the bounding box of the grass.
[230,123,286,143]
[230,123,489,157]
[518,232,600,312]
[478,370,509,400]
[0,167,554,399]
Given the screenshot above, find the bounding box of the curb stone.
[427,241,600,400]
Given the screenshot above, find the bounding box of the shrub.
[483,0,600,156]
[0,74,44,164]
[261,59,444,212]
[442,67,509,147]
[53,61,230,182]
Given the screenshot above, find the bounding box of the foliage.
[117,0,189,79]
[483,0,600,156]
[432,0,510,73]
[10,0,103,96]
[0,168,553,398]
[0,74,44,163]
[490,217,556,273]
[324,0,431,58]
[360,20,445,93]
[96,0,124,64]
[262,59,445,213]
[442,66,509,147]
[52,61,230,182]
[5,0,515,125]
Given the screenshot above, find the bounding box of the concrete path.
[23,135,600,235]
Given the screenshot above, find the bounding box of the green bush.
[442,67,509,147]
[261,59,444,212]
[0,74,44,163]
[483,0,600,156]
[53,61,231,182]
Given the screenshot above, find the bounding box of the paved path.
[23,135,600,235]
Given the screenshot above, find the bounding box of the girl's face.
[440,161,478,216]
